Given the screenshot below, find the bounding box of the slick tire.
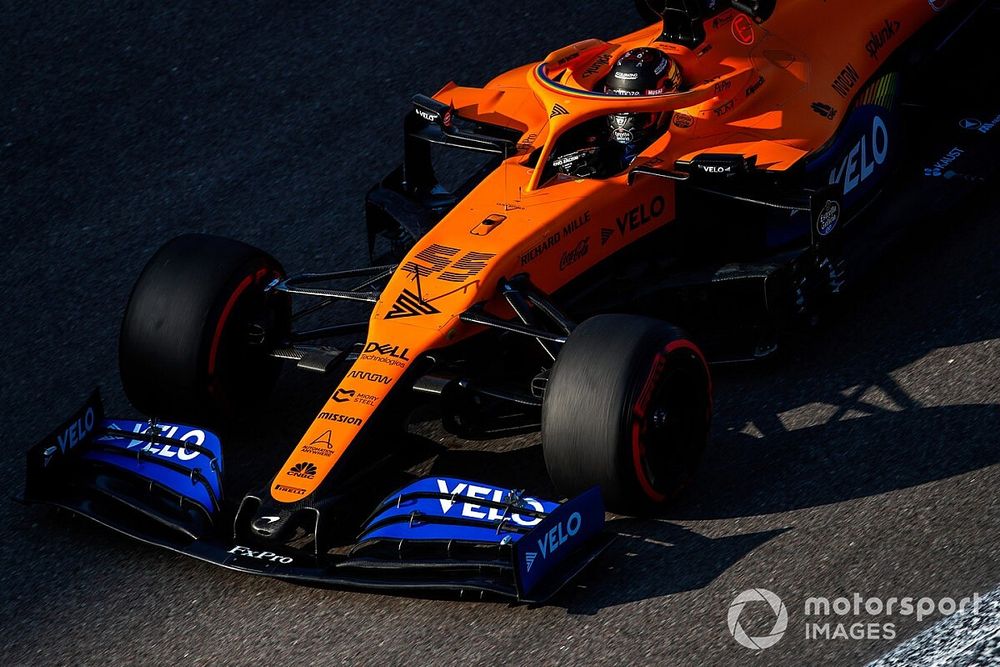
[119,234,290,423]
[541,315,712,513]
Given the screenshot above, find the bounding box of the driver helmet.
[604,47,682,147]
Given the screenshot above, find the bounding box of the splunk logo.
[866,19,901,60]
[523,511,583,572]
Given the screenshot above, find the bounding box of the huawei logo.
[288,461,318,479]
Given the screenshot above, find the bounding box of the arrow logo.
[385,289,441,320]
[525,552,537,572]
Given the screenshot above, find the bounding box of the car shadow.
[560,521,789,615]
[675,403,1000,521]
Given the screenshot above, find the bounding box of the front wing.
[23,391,611,603]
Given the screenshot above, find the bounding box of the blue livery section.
[807,104,894,209]
[514,487,605,596]
[357,477,559,546]
[85,419,224,515]
[354,478,606,598]
[27,393,610,601]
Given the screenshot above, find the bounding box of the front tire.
[119,234,290,423]
[541,315,712,513]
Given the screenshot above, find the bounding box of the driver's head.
[604,47,682,147]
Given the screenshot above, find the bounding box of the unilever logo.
[727,589,789,650]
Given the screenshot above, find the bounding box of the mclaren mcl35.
[24,0,996,600]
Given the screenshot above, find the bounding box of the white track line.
[868,586,1000,667]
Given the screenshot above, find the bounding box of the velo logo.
[728,589,789,650]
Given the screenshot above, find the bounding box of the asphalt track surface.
[2,2,998,665]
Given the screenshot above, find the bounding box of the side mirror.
[635,1,777,47]
[731,1,777,23]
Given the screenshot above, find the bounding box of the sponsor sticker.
[924,147,964,177]
[615,195,667,238]
[673,113,695,129]
[348,370,393,385]
[300,430,335,457]
[318,412,363,426]
[829,114,890,195]
[832,64,859,99]
[732,14,755,45]
[434,479,544,527]
[359,342,411,368]
[866,19,901,60]
[57,406,97,453]
[228,546,294,564]
[287,461,318,479]
[816,200,841,237]
[559,238,590,271]
[812,102,838,120]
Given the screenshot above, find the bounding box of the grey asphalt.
[2,2,998,665]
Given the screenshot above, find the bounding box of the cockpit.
[546,46,684,181]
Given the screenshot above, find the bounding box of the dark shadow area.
[677,404,1000,520]
[560,520,788,614]
[666,190,1000,519]
[428,442,554,495]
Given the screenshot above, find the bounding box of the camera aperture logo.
[728,589,789,650]
[727,589,982,649]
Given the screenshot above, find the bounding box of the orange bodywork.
[270,0,961,503]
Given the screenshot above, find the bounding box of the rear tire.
[541,315,712,513]
[119,234,290,423]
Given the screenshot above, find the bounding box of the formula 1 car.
[25,0,997,600]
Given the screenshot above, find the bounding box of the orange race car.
[24,0,995,600]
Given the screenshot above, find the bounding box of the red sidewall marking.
[630,339,713,503]
[208,274,254,376]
